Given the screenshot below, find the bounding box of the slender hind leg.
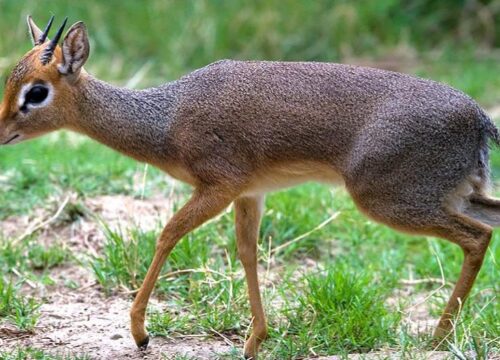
[234,196,267,359]
[349,187,492,340]
[432,212,492,338]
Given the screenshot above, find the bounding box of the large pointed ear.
[58,21,90,78]
[27,15,53,46]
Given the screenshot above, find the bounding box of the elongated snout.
[0,103,23,145]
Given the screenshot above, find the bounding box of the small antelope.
[1,16,498,358]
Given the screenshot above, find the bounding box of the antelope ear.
[58,21,90,77]
[27,15,50,46]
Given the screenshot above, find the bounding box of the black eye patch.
[25,85,49,104]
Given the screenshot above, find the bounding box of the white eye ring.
[18,82,54,111]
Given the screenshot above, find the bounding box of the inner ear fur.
[58,21,90,77]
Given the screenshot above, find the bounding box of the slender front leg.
[234,196,267,359]
[130,186,235,349]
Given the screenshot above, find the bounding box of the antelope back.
[0,16,89,145]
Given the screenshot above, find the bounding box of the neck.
[69,74,179,164]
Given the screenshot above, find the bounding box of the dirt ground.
[0,195,458,359]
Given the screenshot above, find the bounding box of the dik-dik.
[0,16,498,358]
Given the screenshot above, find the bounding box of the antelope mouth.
[2,134,20,145]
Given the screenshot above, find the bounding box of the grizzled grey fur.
[78,60,498,231]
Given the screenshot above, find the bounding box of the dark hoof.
[244,354,254,360]
[136,335,149,350]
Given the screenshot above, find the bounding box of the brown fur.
[0,17,498,358]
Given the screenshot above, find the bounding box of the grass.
[0,132,145,219]
[0,235,70,275]
[88,187,498,358]
[264,264,401,357]
[0,277,40,331]
[93,217,249,336]
[0,169,498,357]
[0,234,70,332]
[0,348,90,360]
[0,0,498,358]
[90,225,159,294]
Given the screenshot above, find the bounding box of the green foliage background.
[1,1,499,90]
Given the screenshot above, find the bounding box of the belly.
[241,160,343,197]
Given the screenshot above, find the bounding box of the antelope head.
[0,16,90,145]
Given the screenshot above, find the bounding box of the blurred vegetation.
[0,0,499,102]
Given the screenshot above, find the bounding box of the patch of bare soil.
[389,285,442,336]
[1,193,173,255]
[0,194,234,359]
[0,276,454,360]
[0,194,455,359]
[1,278,233,359]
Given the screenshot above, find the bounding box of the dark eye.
[25,85,49,104]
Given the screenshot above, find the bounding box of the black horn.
[40,17,68,65]
[36,15,54,45]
